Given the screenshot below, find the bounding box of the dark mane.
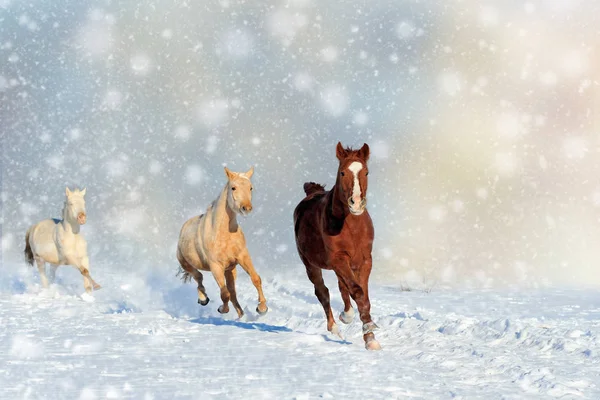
[303,182,326,196]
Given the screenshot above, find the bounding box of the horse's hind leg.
[225,267,243,318]
[305,264,341,339]
[48,264,59,284]
[338,279,355,324]
[34,257,49,288]
[177,253,209,305]
[193,271,209,306]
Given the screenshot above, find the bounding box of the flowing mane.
[303,182,326,196]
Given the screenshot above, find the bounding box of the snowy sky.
[2,0,600,288]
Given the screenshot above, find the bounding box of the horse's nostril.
[349,198,355,205]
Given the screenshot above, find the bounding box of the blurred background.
[2,0,599,289]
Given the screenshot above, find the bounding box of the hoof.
[365,338,382,351]
[330,324,345,340]
[217,305,229,314]
[197,297,210,306]
[256,305,268,315]
[92,283,102,291]
[362,322,379,335]
[339,308,355,324]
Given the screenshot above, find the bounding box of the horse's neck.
[61,203,81,234]
[329,181,348,220]
[210,186,238,234]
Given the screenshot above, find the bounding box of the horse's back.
[30,218,59,239]
[178,215,203,244]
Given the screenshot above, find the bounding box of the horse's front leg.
[70,255,101,293]
[225,267,244,318]
[211,263,231,314]
[80,256,101,291]
[237,250,268,315]
[332,254,380,350]
[304,263,340,338]
[356,256,380,350]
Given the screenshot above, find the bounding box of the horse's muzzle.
[78,212,87,224]
[240,204,253,215]
[348,197,367,215]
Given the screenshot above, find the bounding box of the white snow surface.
[1,264,599,399]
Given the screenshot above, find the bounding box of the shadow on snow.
[190,316,293,333]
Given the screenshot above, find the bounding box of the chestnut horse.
[293,142,380,350]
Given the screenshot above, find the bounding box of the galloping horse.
[24,187,101,293]
[294,142,380,350]
[177,167,268,318]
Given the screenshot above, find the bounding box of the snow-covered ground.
[1,264,599,399]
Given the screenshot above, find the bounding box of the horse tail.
[303,182,325,196]
[176,267,194,283]
[24,228,34,266]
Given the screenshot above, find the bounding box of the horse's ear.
[358,143,370,161]
[66,187,72,197]
[80,188,87,197]
[244,166,254,179]
[224,167,235,180]
[336,142,347,160]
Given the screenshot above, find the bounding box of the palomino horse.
[293,142,381,350]
[24,187,101,293]
[177,167,268,318]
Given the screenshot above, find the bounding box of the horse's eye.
[366,172,369,176]
[232,187,237,191]
[340,172,345,176]
[250,187,253,191]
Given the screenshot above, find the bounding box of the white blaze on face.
[348,161,363,205]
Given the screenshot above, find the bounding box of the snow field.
[1,264,599,399]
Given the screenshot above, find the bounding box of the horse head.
[335,142,370,216]
[65,187,87,225]
[224,166,254,216]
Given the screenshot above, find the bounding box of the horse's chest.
[202,233,244,264]
[325,236,370,262]
[56,231,86,256]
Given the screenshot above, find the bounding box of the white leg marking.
[340,307,355,324]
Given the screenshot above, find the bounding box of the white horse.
[24,187,101,293]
